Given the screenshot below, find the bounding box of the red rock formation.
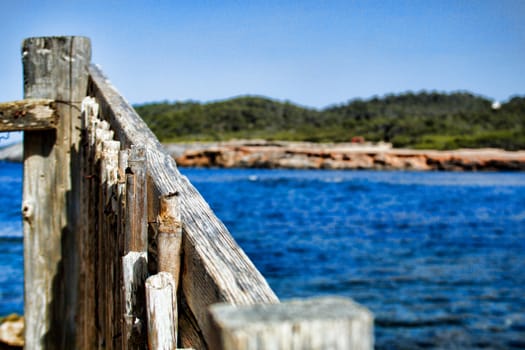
[171,141,525,171]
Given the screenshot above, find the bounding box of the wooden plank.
[88,64,279,348]
[122,251,148,350]
[157,193,182,278]
[85,100,118,349]
[157,193,182,344]
[208,297,374,350]
[92,118,115,349]
[78,97,100,350]
[101,140,120,350]
[22,36,91,349]
[146,272,177,350]
[0,98,57,131]
[115,149,128,349]
[125,145,148,253]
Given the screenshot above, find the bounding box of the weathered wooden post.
[125,145,148,253]
[122,251,149,349]
[157,193,183,343]
[122,145,149,349]
[208,297,374,350]
[21,36,91,349]
[100,139,121,348]
[146,272,177,350]
[79,96,99,349]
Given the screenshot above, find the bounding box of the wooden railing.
[1,36,373,349]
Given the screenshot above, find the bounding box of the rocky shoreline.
[169,140,525,171]
[3,141,525,171]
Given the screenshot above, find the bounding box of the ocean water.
[1,163,525,349]
[0,162,23,316]
[181,168,525,349]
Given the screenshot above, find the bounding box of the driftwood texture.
[84,100,118,349]
[79,96,100,349]
[0,99,57,131]
[123,252,148,350]
[157,193,183,345]
[125,145,148,253]
[209,297,374,350]
[88,64,279,348]
[100,139,121,349]
[146,272,177,350]
[22,36,91,349]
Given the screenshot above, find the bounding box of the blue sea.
[2,163,525,349]
[0,162,24,317]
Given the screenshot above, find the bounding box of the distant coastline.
[4,141,525,171]
[135,93,525,151]
[170,140,525,171]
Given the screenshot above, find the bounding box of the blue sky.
[0,0,524,111]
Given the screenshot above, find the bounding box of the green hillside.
[134,92,525,150]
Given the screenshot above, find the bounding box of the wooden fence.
[0,36,373,349]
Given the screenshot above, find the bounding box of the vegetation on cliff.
[134,92,525,150]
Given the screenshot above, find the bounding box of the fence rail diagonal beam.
[87,64,279,345]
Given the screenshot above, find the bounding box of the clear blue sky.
[0,0,524,109]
